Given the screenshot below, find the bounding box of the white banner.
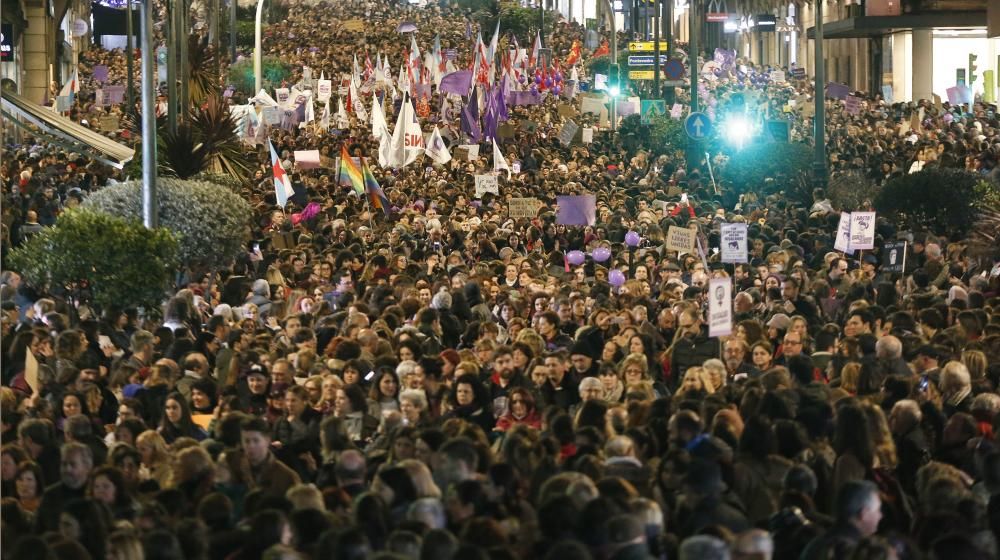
[275,88,290,107]
[317,79,332,102]
[708,278,733,338]
[720,222,748,263]
[834,212,853,254]
[474,174,499,197]
[848,211,876,251]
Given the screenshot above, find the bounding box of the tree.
[228,56,291,97]
[9,209,178,315]
[874,168,982,238]
[83,178,253,276]
[720,141,813,205]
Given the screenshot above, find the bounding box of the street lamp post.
[254,0,266,94]
[126,0,134,110]
[687,0,700,171]
[602,0,618,131]
[813,0,827,187]
[140,0,157,228]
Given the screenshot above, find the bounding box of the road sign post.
[684,112,713,140]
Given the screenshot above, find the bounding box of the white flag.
[371,93,389,139]
[425,126,452,165]
[336,97,349,128]
[493,138,510,179]
[380,94,424,169]
[320,100,330,130]
[350,80,368,121]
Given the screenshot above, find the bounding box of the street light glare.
[609,85,620,97]
[725,116,751,147]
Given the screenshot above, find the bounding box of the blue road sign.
[663,58,684,80]
[627,55,668,67]
[684,112,712,140]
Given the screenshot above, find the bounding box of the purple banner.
[440,71,472,96]
[556,195,596,226]
[826,82,850,100]
[507,90,541,106]
[105,85,125,105]
[93,65,109,83]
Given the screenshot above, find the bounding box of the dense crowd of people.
[2,1,1000,559]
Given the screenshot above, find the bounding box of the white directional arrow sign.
[684,111,713,140]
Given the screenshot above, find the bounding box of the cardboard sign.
[557,103,578,118]
[848,211,876,250]
[474,174,499,197]
[459,144,480,160]
[508,197,540,218]
[666,225,696,254]
[24,349,38,394]
[720,222,748,263]
[271,231,296,250]
[770,70,786,83]
[708,277,733,338]
[343,19,365,31]
[497,123,515,140]
[581,127,593,143]
[99,114,120,132]
[558,120,579,147]
[580,95,606,115]
[834,212,853,253]
[882,241,908,273]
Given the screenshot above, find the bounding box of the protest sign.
[882,241,908,274]
[719,223,748,263]
[666,226,696,254]
[845,95,861,115]
[848,211,876,250]
[458,144,480,160]
[100,114,120,132]
[558,120,579,146]
[508,197,540,219]
[294,150,321,169]
[581,127,593,143]
[834,212,853,253]
[474,174,499,197]
[317,79,332,102]
[708,278,733,338]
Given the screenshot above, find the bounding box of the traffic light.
[609,63,621,97]
[969,53,978,85]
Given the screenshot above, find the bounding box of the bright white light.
[725,116,751,148]
[609,85,621,97]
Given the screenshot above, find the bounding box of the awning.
[1,89,135,168]
[806,11,987,39]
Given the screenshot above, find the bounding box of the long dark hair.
[832,402,875,469]
[159,392,198,443]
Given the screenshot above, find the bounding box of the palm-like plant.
[188,33,219,107]
[189,95,254,181]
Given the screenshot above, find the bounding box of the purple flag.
[495,81,508,121]
[460,103,481,142]
[440,71,472,96]
[482,89,498,141]
[397,22,417,33]
[468,88,480,122]
[826,82,850,100]
[508,90,541,106]
[93,65,109,83]
[557,195,596,226]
